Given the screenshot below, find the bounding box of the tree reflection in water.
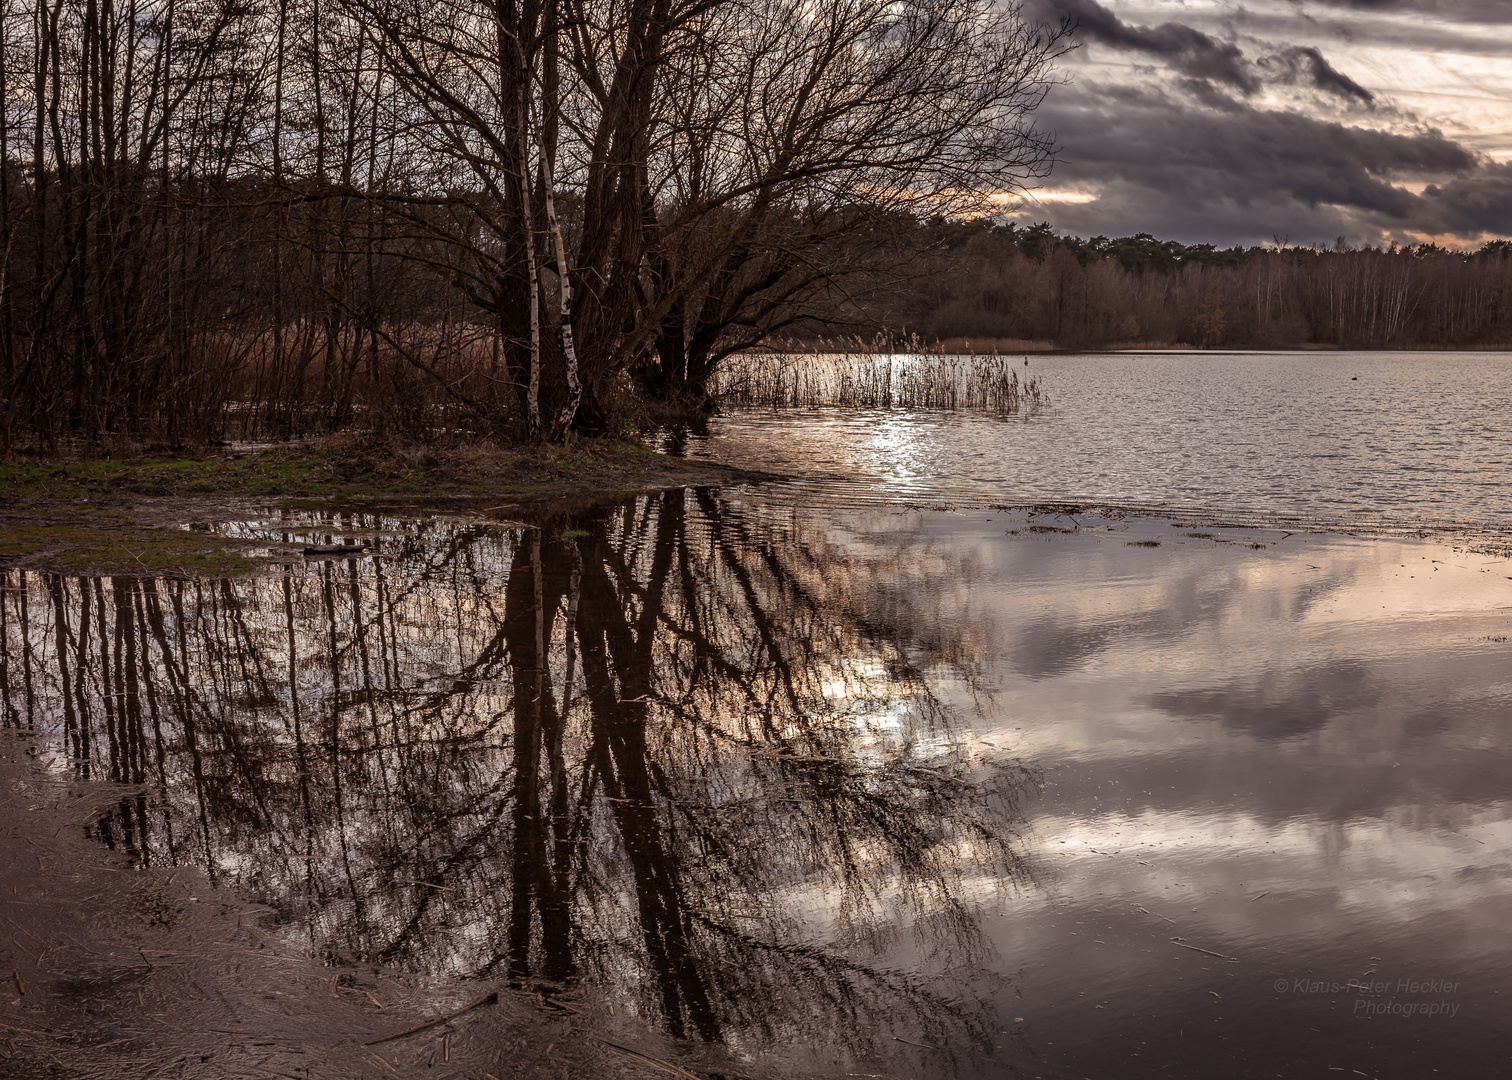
[1,490,1037,1065]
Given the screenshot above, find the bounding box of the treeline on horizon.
[0,0,1505,459]
[832,221,1512,352]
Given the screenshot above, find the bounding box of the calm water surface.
[679,351,1512,525]
[4,491,1510,1078]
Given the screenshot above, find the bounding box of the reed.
[713,334,1048,415]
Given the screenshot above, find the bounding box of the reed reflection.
[0,491,1035,1059]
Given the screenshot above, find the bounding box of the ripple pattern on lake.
[677,351,1512,525]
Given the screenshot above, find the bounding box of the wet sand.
[0,747,781,1079]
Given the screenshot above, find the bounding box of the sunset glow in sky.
[1015,0,1512,246]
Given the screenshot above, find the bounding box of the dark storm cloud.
[1027,0,1382,102]
[1031,82,1493,244]
[1260,45,1374,104]
[1028,0,1259,92]
[1420,162,1512,235]
[1050,86,1472,213]
[1289,0,1512,24]
[1014,0,1510,243]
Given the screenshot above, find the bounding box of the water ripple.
[679,351,1512,527]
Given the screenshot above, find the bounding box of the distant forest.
[836,221,1512,351]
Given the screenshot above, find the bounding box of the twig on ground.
[589,1036,702,1079]
[1170,938,1232,959]
[365,992,497,1045]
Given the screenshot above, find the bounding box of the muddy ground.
[0,435,771,577]
[0,734,843,1080]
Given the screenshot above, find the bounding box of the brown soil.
[0,735,831,1080]
[0,433,775,577]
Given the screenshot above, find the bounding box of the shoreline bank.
[0,435,774,577]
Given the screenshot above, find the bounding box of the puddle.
[3,491,1511,1077]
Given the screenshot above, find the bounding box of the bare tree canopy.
[0,0,1067,447]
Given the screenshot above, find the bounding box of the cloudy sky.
[1011,0,1512,247]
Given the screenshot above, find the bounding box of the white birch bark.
[520,90,541,439]
[539,143,579,440]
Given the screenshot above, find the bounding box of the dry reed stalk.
[713,334,1046,416]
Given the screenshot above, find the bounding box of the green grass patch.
[0,525,259,576]
[0,454,350,502]
[1,435,757,511]
[0,436,763,578]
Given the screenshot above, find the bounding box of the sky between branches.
[1012,0,1512,247]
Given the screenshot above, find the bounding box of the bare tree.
[334,0,1067,432]
[0,0,1067,446]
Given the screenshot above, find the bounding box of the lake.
[2,351,1510,1078]
[681,350,1512,527]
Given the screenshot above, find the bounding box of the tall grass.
[714,334,1048,415]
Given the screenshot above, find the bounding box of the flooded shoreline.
[2,490,1509,1077]
[0,738,777,1080]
